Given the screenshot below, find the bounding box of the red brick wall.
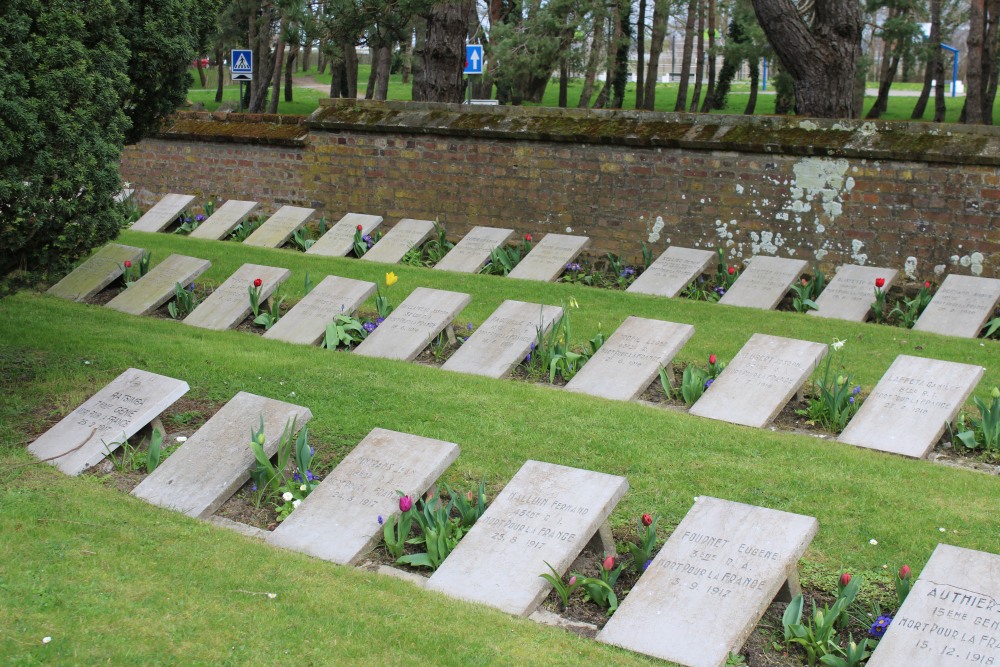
[120,108,1000,280]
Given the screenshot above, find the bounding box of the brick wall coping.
[156,111,308,147]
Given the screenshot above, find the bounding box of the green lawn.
[2,229,998,664]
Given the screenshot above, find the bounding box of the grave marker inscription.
[47,244,145,302]
[263,275,376,345]
[598,496,818,667]
[267,428,460,564]
[105,254,211,316]
[425,460,629,617]
[189,200,260,240]
[914,274,1000,338]
[434,226,514,273]
[243,206,315,248]
[719,256,808,310]
[184,263,290,331]
[353,287,471,361]
[362,218,435,264]
[809,265,899,322]
[130,193,196,233]
[627,247,716,298]
[508,234,589,282]
[28,368,189,476]
[306,213,383,257]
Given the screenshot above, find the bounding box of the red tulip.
[875,277,885,288]
[524,234,532,242]
[253,278,262,288]
[924,280,932,289]
[727,265,736,275]
[124,260,132,268]
[709,354,717,365]
[357,224,363,231]
[399,495,412,512]
[801,278,808,286]
[839,572,851,588]
[899,564,911,579]
[602,554,615,571]
[641,513,652,527]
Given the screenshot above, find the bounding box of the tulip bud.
[399,495,412,512]
[256,432,266,446]
[924,280,932,289]
[603,555,615,571]
[839,572,851,588]
[899,564,911,579]
[728,265,736,275]
[992,387,999,399]
[641,513,653,527]
[253,278,262,288]
[709,354,717,365]
[524,233,532,242]
[357,224,363,231]
[875,277,885,288]
[124,260,132,268]
[568,575,577,586]
[801,278,808,286]
[837,375,846,386]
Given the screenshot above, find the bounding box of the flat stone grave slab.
[689,333,828,428]
[263,275,376,345]
[719,256,808,310]
[47,243,145,302]
[508,233,589,282]
[132,392,312,518]
[914,274,1000,338]
[361,218,435,264]
[267,427,460,565]
[867,543,1000,667]
[353,287,471,361]
[838,354,983,458]
[809,264,899,322]
[565,317,695,401]
[441,300,562,378]
[425,459,629,617]
[114,188,134,203]
[599,496,818,667]
[189,200,260,240]
[130,193,196,233]
[434,226,514,273]
[106,254,211,316]
[28,368,189,476]
[627,247,717,298]
[184,263,290,331]
[306,213,383,257]
[243,205,315,248]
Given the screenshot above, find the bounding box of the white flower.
[123,181,131,188]
[176,436,187,443]
[292,499,301,509]
[299,484,307,492]
[939,527,946,532]
[869,539,878,546]
[282,492,293,502]
[289,391,296,397]
[831,338,846,351]
[42,637,52,644]
[84,360,91,365]
[266,593,276,599]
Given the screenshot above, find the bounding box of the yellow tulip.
[385,272,398,287]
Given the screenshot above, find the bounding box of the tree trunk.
[215,46,224,103]
[197,58,207,87]
[578,18,606,108]
[689,1,704,112]
[402,26,414,84]
[346,44,359,98]
[867,8,900,119]
[375,44,391,100]
[933,44,947,122]
[559,59,569,106]
[982,0,1000,123]
[318,38,327,74]
[249,10,278,113]
[414,0,471,103]
[268,20,286,114]
[700,0,717,112]
[912,0,941,120]
[750,0,863,118]
[964,0,985,123]
[365,47,379,99]
[636,0,646,109]
[284,45,297,102]
[330,56,344,98]
[675,0,697,111]
[744,59,759,114]
[643,0,669,110]
[611,0,631,108]
[594,6,621,109]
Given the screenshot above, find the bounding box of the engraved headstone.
[27,368,189,476]
[263,275,376,345]
[838,355,983,458]
[719,256,808,310]
[189,200,260,240]
[130,193,196,233]
[425,460,629,617]
[914,274,1000,338]
[598,496,818,667]
[306,213,383,257]
[565,317,695,401]
[106,254,211,316]
[131,392,312,518]
[353,287,471,361]
[867,543,1000,667]
[809,265,899,322]
[47,244,145,302]
[362,218,435,264]
[508,234,590,282]
[267,428,460,564]
[627,247,717,298]
[184,263,290,331]
[441,300,562,378]
[434,226,514,273]
[689,334,827,428]
[243,205,315,248]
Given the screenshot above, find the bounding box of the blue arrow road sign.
[231,49,253,81]
[464,45,483,75]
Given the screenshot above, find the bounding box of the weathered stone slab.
[598,496,818,667]
[565,317,695,401]
[838,355,983,458]
[47,244,145,302]
[719,256,808,310]
[689,334,828,428]
[867,543,1000,667]
[441,300,562,378]
[627,247,717,298]
[353,287,471,361]
[914,274,1000,338]
[184,263,290,331]
[132,392,312,518]
[27,369,189,476]
[130,193,195,233]
[434,226,514,273]
[189,200,260,240]
[508,234,590,282]
[306,213,383,257]
[105,254,211,316]
[361,218,435,264]
[263,275,376,345]
[267,428,460,565]
[114,188,134,203]
[425,460,629,617]
[809,265,899,322]
[243,205,315,248]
